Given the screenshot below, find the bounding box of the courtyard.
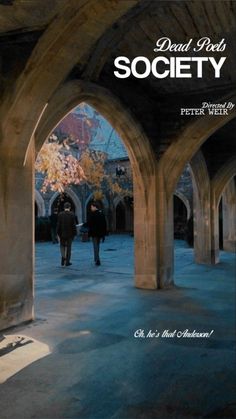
[0,2,236,418]
[0,236,235,419]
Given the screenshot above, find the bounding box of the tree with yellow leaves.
[35,135,132,200]
[35,141,86,193]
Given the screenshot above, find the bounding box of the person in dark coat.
[87,201,107,266]
[56,202,77,266]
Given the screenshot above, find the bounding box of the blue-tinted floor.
[0,236,235,419]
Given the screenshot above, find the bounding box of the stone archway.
[37,90,236,289]
[35,189,46,217]
[112,196,134,233]
[211,157,236,208]
[221,177,236,253]
[189,152,236,265]
[35,81,158,292]
[189,151,212,264]
[113,197,126,232]
[0,1,138,164]
[210,157,236,261]
[0,2,140,330]
[156,110,236,270]
[173,193,190,240]
[161,104,236,201]
[174,191,191,221]
[49,188,82,222]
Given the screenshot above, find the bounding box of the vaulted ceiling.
[99,0,236,94]
[1,0,236,94]
[0,0,235,178]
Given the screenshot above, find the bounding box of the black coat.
[87,210,107,238]
[57,210,77,240]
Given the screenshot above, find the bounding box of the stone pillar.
[156,168,174,288]
[0,143,35,330]
[134,167,174,290]
[192,180,220,264]
[222,178,236,252]
[210,191,220,264]
[190,151,220,264]
[192,170,212,264]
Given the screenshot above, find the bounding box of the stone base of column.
[135,274,158,290]
[0,283,33,331]
[135,273,174,290]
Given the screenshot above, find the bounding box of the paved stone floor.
[0,235,235,419]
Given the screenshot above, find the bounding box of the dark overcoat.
[87,210,107,238]
[57,211,77,240]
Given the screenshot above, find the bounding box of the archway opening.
[174,195,187,240]
[124,195,134,233]
[34,101,135,303]
[172,165,193,251]
[167,114,235,269]
[34,82,157,290]
[52,192,76,215]
[220,175,236,254]
[116,201,126,232]
[218,198,223,250]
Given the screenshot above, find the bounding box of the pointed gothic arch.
[35,80,158,290]
[160,105,236,200]
[174,191,191,221]
[48,188,82,222]
[35,189,46,217]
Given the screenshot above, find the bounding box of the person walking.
[56,202,77,266]
[87,201,107,266]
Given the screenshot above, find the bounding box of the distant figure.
[87,201,107,266]
[57,202,77,266]
[49,208,58,244]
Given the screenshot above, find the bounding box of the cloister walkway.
[0,235,235,419]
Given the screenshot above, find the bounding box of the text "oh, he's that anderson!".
[134,328,214,338]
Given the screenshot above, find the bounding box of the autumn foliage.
[35,141,86,193]
[35,105,132,199]
[35,136,132,200]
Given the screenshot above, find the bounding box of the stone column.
[190,151,220,264]
[134,166,174,290]
[210,191,220,264]
[192,169,212,264]
[222,178,236,252]
[156,168,174,288]
[192,179,220,264]
[0,143,35,330]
